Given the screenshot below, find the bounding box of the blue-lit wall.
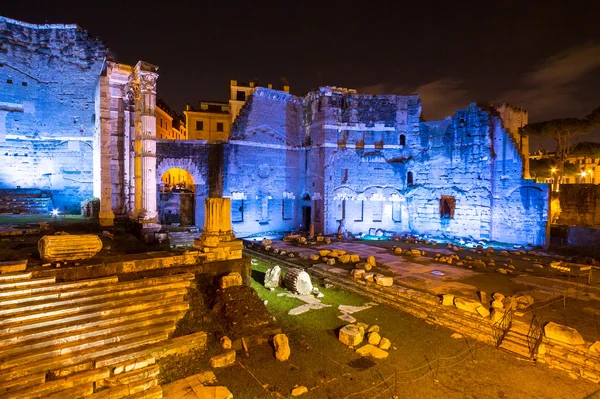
[223,90,304,237]
[222,87,549,246]
[0,17,106,213]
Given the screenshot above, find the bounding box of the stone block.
[476,306,490,318]
[545,322,585,346]
[220,336,232,350]
[273,333,290,361]
[356,344,389,359]
[350,254,361,262]
[339,324,364,346]
[367,256,376,266]
[351,269,366,279]
[38,234,102,262]
[209,350,236,368]
[379,337,391,350]
[454,297,480,313]
[219,272,243,289]
[292,386,308,396]
[368,332,382,345]
[375,275,393,287]
[0,260,27,274]
[442,294,455,306]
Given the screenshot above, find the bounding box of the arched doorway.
[159,168,195,226]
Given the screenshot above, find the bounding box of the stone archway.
[156,159,205,227]
[156,158,205,186]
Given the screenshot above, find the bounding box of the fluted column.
[98,69,114,226]
[133,61,159,223]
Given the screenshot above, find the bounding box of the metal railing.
[492,309,513,348]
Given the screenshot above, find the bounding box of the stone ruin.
[0,15,548,247]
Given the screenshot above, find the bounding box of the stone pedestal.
[194,198,243,262]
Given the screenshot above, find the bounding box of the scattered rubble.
[264,265,283,289]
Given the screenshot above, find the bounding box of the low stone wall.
[32,250,252,286]
[539,335,600,383]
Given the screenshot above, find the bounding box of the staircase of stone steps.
[0,189,53,214]
[0,272,195,398]
[168,231,198,248]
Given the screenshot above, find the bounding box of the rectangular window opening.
[354,200,364,222]
[372,201,383,222]
[392,201,401,222]
[282,198,293,220]
[232,199,244,223]
[216,122,224,132]
[195,121,204,131]
[440,195,456,219]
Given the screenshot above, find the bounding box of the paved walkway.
[268,240,479,297]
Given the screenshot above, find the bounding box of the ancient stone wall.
[224,89,304,236]
[557,184,600,226]
[221,87,549,246]
[0,17,106,212]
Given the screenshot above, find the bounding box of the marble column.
[134,62,159,225]
[98,71,114,227]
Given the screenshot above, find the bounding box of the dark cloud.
[499,44,600,119]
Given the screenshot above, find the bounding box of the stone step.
[499,339,531,358]
[0,312,183,361]
[0,367,109,399]
[0,323,176,372]
[0,271,32,283]
[0,331,169,383]
[0,296,188,337]
[0,260,27,274]
[0,276,117,298]
[44,382,94,399]
[0,283,189,322]
[101,364,160,388]
[127,385,163,399]
[95,341,169,369]
[0,276,57,291]
[504,330,529,343]
[0,274,191,307]
[0,306,186,349]
[0,372,45,396]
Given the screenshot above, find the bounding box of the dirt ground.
[0,215,162,263]
[160,258,600,399]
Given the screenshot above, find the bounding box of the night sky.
[3,0,600,148]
